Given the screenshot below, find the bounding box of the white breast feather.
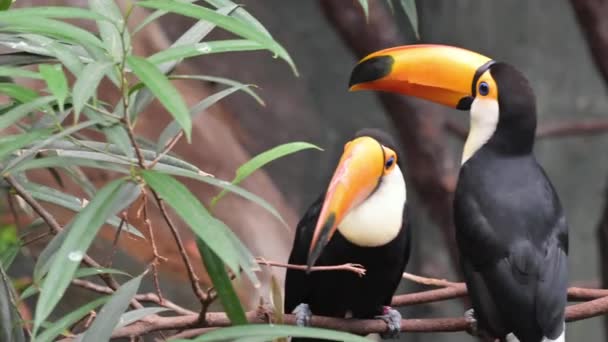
[337,165,406,247]
[462,97,499,164]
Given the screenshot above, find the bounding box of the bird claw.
[375,306,401,339]
[293,303,312,327]
[464,308,479,336]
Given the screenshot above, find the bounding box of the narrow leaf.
[114,307,169,329]
[399,0,419,39]
[157,84,252,151]
[33,227,69,284]
[0,96,55,131]
[3,120,100,173]
[39,64,68,112]
[176,324,370,342]
[0,129,52,161]
[126,56,191,141]
[171,74,264,105]
[357,0,369,19]
[0,66,41,79]
[203,0,272,37]
[22,182,143,237]
[79,272,146,342]
[89,0,127,62]
[148,39,263,65]
[0,264,26,342]
[212,142,321,205]
[103,124,134,158]
[72,62,113,119]
[35,296,108,342]
[142,171,240,271]
[0,83,38,103]
[33,179,128,333]
[0,6,109,21]
[198,241,247,325]
[137,1,297,75]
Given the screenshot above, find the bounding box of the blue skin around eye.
[385,157,394,168]
[479,82,490,96]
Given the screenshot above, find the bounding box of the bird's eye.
[478,82,490,96]
[385,156,395,169]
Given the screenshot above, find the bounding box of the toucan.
[284,128,410,341]
[349,45,568,342]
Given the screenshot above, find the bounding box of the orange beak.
[348,44,494,110]
[307,136,385,269]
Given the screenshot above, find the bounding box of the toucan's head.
[307,129,407,269]
[349,44,537,164]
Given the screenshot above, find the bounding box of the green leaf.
[22,182,143,238]
[89,0,128,62]
[0,83,38,103]
[0,263,26,342]
[198,241,247,325]
[114,307,169,329]
[148,39,263,65]
[0,0,11,11]
[2,120,100,173]
[142,171,241,271]
[39,64,68,112]
[103,124,134,159]
[399,0,419,39]
[72,62,113,120]
[33,178,129,333]
[133,0,197,34]
[33,227,68,284]
[0,17,105,50]
[0,225,19,270]
[129,4,238,120]
[0,66,41,79]
[79,272,146,342]
[35,296,108,342]
[212,142,321,206]
[75,267,131,279]
[203,0,272,37]
[137,1,297,75]
[0,96,55,131]
[0,6,109,21]
[0,129,52,161]
[357,0,369,19]
[175,324,370,342]
[157,84,253,151]
[126,55,191,141]
[22,34,85,75]
[170,74,264,105]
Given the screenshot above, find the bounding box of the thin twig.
[255,257,367,277]
[142,192,166,303]
[149,190,208,309]
[105,214,126,267]
[71,279,195,316]
[148,131,184,169]
[402,272,461,288]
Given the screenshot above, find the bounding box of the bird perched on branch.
[284,128,410,341]
[349,44,568,342]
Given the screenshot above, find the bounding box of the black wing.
[284,195,323,313]
[455,158,568,341]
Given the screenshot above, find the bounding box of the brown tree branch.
[255,257,367,277]
[569,0,608,337]
[107,295,608,339]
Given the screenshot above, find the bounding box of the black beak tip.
[348,55,394,88]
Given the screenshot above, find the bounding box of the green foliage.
[0,0,330,340]
[359,0,420,39]
[174,324,371,342]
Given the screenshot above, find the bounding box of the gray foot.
[293,303,312,327]
[375,306,401,339]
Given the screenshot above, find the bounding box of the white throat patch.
[337,165,407,247]
[462,97,499,164]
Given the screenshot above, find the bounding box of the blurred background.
[4,0,608,341]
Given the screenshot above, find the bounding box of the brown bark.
[569,0,608,336]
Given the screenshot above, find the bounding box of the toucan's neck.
[485,105,537,157]
[338,165,406,247]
